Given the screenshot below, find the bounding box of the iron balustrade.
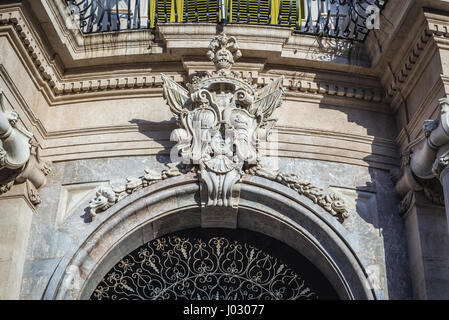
[65,0,387,41]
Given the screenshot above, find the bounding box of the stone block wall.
[19,155,412,299]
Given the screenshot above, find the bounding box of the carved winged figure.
[86,33,349,223]
[162,33,284,207]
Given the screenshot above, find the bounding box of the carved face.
[214,48,234,70]
[230,112,250,129]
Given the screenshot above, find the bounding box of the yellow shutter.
[185,0,219,22]
[270,0,280,24]
[151,0,183,25]
[149,0,303,27]
[170,0,184,22]
[149,0,156,27]
[229,0,269,24]
[271,0,302,26]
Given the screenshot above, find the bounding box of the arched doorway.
[90,228,339,300]
[43,174,376,300]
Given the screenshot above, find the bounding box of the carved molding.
[0,6,384,105]
[246,165,349,222]
[385,26,432,102]
[88,163,190,219]
[87,33,350,223]
[87,162,349,223]
[395,175,444,216]
[0,90,51,207]
[432,149,449,177]
[0,8,59,91]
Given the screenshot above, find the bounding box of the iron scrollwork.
[91,233,320,300]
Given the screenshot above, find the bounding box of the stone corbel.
[0,92,51,207]
[409,98,449,179]
[394,98,449,215]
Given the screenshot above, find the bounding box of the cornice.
[395,74,444,149]
[365,0,417,69]
[385,8,449,112]
[40,123,399,171]
[0,7,60,99]
[385,25,433,109]
[40,0,160,58]
[0,2,398,171]
[0,5,385,109]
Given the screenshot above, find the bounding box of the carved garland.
[88,163,349,223]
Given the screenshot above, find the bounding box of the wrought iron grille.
[65,0,387,41]
[90,228,339,300]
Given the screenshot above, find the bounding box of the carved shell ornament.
[87,33,349,223]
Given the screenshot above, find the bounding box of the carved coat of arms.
[162,33,284,207]
[88,34,349,223]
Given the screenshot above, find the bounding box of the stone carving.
[26,180,41,206]
[246,165,349,222]
[87,163,192,218]
[0,92,32,171]
[394,99,449,213]
[207,33,242,71]
[398,190,414,216]
[0,180,14,195]
[0,91,51,204]
[89,187,117,217]
[423,119,439,138]
[397,179,444,216]
[162,33,284,208]
[421,179,445,206]
[432,150,449,176]
[86,33,350,223]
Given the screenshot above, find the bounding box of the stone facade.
[1,0,449,300]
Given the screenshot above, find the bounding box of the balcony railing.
[65,0,387,41]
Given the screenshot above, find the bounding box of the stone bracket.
[199,180,241,229]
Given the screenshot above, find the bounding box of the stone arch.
[43,173,376,300]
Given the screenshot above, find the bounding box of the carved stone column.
[438,163,449,229]
[400,191,449,299]
[403,98,449,230]
[0,183,35,299]
[394,98,449,299]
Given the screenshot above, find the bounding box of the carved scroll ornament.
[162,33,285,208]
[0,91,51,205]
[87,33,349,223]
